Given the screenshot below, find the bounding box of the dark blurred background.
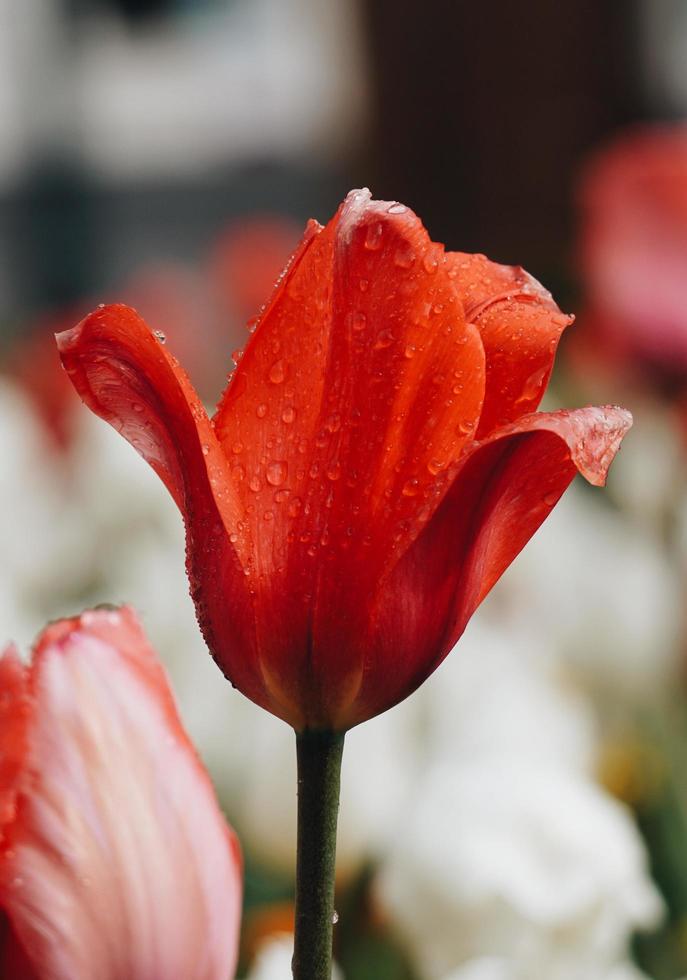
[0,0,670,336]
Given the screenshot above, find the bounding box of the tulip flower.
[578,126,687,386]
[0,607,242,980]
[57,188,630,979]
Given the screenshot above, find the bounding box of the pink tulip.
[0,607,242,980]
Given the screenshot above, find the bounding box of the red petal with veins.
[346,405,632,726]
[57,190,631,731]
[0,608,242,980]
[445,252,573,436]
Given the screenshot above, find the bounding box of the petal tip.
[576,404,633,487]
[337,187,425,248]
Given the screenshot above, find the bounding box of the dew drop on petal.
[387,203,407,215]
[266,460,287,486]
[281,405,296,424]
[427,458,446,475]
[394,244,415,268]
[402,478,420,497]
[153,330,166,344]
[249,476,261,492]
[543,491,559,506]
[232,442,244,454]
[374,329,395,350]
[364,222,383,250]
[256,404,268,419]
[269,360,285,384]
[359,278,369,292]
[423,253,439,274]
[351,311,367,332]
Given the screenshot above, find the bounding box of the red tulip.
[57,190,631,732]
[578,126,687,383]
[0,607,242,980]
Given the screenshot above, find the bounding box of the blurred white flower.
[377,761,662,980]
[503,480,680,699]
[419,619,596,776]
[247,934,342,980]
[604,398,684,531]
[441,957,650,980]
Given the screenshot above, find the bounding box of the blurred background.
[3,1,687,978]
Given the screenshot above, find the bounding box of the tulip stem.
[292,729,345,980]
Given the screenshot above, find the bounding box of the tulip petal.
[445,253,573,436]
[213,189,486,724]
[0,608,242,980]
[346,406,632,726]
[55,306,277,716]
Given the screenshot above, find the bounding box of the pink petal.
[0,608,242,980]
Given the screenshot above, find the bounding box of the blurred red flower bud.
[57,190,631,732]
[578,126,687,390]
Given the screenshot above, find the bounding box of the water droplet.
[521,365,548,401]
[132,403,144,413]
[263,510,275,521]
[256,404,267,419]
[394,244,415,268]
[423,253,439,274]
[269,360,285,384]
[543,491,559,506]
[374,329,395,350]
[281,405,296,424]
[232,442,244,455]
[229,532,238,543]
[249,476,261,492]
[231,347,244,364]
[153,330,166,344]
[359,278,369,292]
[232,464,245,482]
[326,462,341,481]
[351,311,367,332]
[288,497,302,517]
[325,413,342,433]
[275,488,290,503]
[402,478,420,496]
[387,203,407,215]
[201,444,209,456]
[427,458,446,475]
[404,344,416,359]
[246,315,259,333]
[266,460,287,486]
[432,303,444,315]
[309,463,320,479]
[364,222,383,250]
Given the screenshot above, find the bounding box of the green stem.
[292,729,345,980]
